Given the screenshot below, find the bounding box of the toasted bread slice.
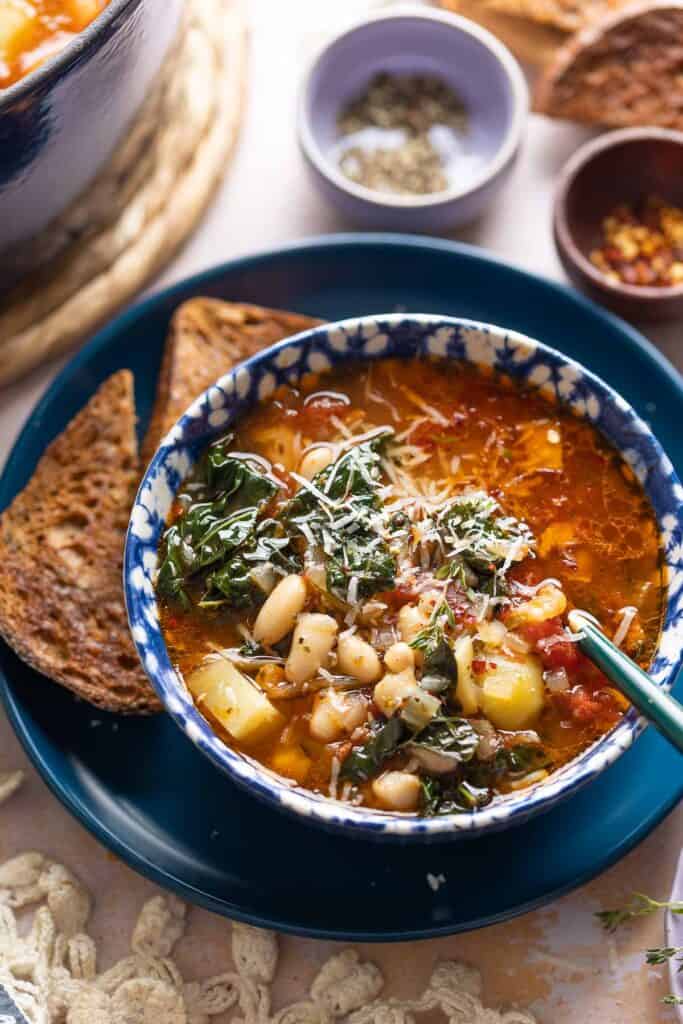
[0,370,160,714]
[534,2,683,128]
[142,299,322,465]
[485,0,626,32]
[437,0,565,67]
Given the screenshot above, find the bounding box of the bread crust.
[534,2,683,128]
[142,299,321,465]
[0,370,160,714]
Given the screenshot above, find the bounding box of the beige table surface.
[1,2,681,1021]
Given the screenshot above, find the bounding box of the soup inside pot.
[0,0,108,88]
[157,358,663,816]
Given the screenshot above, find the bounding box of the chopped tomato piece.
[536,634,581,672]
[554,686,621,727]
[295,394,351,433]
[518,616,563,643]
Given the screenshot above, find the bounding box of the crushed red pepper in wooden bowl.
[590,195,683,288]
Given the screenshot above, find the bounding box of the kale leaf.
[409,603,457,694]
[420,776,492,815]
[157,438,290,609]
[284,432,397,602]
[435,491,534,593]
[339,717,406,784]
[410,716,479,764]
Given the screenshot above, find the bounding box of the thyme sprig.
[595,893,683,933]
[595,894,683,1007]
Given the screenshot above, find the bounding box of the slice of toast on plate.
[0,370,160,713]
[141,299,322,465]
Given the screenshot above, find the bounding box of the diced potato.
[538,522,575,557]
[0,3,35,60]
[187,657,284,746]
[270,746,312,785]
[506,584,567,628]
[571,548,593,583]
[252,426,302,471]
[453,635,480,715]
[401,689,441,731]
[480,654,544,730]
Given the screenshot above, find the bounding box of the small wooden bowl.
[553,128,683,323]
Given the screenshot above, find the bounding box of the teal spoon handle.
[568,610,683,755]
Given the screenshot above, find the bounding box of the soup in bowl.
[125,315,683,839]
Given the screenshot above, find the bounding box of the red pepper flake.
[590,195,683,288]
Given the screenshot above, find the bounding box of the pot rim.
[0,0,143,109]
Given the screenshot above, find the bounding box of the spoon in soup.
[568,610,683,755]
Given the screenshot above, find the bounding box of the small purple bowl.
[297,8,528,232]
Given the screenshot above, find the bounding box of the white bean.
[253,574,307,646]
[372,771,421,811]
[299,446,334,480]
[397,603,424,644]
[309,690,367,742]
[384,642,415,673]
[285,613,338,685]
[337,631,382,684]
[507,584,567,628]
[397,604,427,664]
[373,667,419,718]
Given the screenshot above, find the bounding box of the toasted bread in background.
[486,0,627,32]
[141,299,322,465]
[534,2,683,127]
[0,370,160,714]
[436,0,566,66]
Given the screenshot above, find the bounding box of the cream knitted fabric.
[0,771,536,1024]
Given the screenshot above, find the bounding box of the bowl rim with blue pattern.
[124,313,683,840]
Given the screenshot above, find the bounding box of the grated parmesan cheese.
[613,606,637,648]
[400,386,450,426]
[329,755,340,800]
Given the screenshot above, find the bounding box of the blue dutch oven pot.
[0,0,183,286]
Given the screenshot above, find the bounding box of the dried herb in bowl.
[335,72,468,197]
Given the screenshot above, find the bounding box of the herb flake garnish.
[435,491,534,596]
[284,431,397,603]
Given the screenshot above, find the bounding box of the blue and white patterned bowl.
[124,315,683,840]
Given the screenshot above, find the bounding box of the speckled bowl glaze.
[0,0,182,281]
[125,314,683,841]
[298,9,528,232]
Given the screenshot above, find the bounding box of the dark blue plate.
[1,235,681,941]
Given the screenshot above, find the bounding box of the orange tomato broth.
[0,1,108,88]
[160,358,663,805]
